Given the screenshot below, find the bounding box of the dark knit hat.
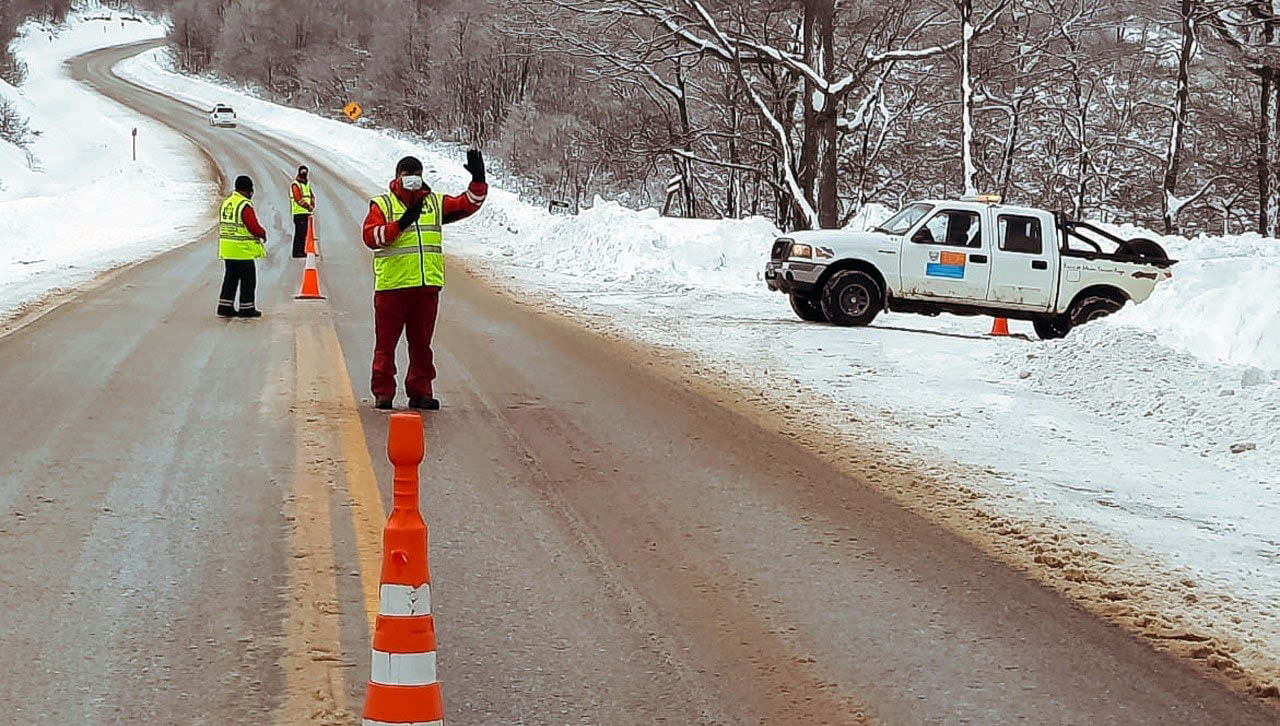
[395,156,423,175]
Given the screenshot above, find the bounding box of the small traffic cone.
[362,412,444,725]
[294,249,325,299]
[989,317,1010,337]
[304,216,319,256]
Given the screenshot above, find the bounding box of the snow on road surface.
[108,35,1280,697]
[0,9,216,321]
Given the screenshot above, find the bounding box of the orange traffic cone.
[294,249,325,300]
[989,317,1010,337]
[304,216,319,256]
[362,412,444,726]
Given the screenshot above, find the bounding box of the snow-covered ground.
[53,25,1280,695]
[0,8,216,320]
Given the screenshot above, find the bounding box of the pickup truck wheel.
[820,270,882,327]
[788,292,827,322]
[1068,295,1124,328]
[1033,316,1071,340]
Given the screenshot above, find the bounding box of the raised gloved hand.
[396,200,423,230]
[464,149,485,184]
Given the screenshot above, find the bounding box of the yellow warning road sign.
[343,101,363,122]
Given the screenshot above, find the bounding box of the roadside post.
[661,174,681,216]
[131,127,137,161]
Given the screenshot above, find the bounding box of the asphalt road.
[0,39,1273,724]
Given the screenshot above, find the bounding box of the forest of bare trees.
[6,1,1280,236]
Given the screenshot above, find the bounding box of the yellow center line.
[275,324,352,725]
[316,322,387,632]
[271,304,386,725]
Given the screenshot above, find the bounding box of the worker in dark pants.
[290,165,314,258]
[217,175,268,318]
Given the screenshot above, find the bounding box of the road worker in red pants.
[361,151,486,410]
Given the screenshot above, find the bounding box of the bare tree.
[1204,0,1280,234]
[133,0,1280,235]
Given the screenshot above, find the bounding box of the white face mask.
[401,175,424,191]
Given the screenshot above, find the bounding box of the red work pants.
[372,285,440,399]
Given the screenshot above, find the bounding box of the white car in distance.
[209,104,237,128]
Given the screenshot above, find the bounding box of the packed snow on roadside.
[118,47,1279,685]
[0,8,216,319]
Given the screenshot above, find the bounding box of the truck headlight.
[790,243,813,259]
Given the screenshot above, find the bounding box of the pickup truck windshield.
[872,203,933,235]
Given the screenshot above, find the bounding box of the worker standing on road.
[290,165,315,258]
[217,175,267,318]
[361,151,487,410]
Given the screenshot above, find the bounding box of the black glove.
[464,148,485,184]
[397,200,423,229]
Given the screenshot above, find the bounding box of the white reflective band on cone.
[363,720,443,726]
[370,649,437,686]
[305,253,317,270]
[380,583,431,616]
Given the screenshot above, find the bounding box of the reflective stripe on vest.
[371,192,444,291]
[290,180,313,216]
[218,192,263,260]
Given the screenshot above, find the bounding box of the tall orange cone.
[989,317,1010,337]
[362,412,444,726]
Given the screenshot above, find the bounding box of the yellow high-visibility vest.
[370,193,443,290]
[290,180,313,216]
[218,192,263,260]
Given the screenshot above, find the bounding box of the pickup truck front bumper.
[765,260,824,296]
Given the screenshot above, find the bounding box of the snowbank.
[0,78,40,194]
[0,7,216,318]
[1110,232,1280,371]
[474,198,780,292]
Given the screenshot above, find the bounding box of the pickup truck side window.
[914,210,981,248]
[998,215,1043,254]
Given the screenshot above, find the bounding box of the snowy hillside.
[0,9,216,319]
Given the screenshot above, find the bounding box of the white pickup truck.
[764,196,1175,339]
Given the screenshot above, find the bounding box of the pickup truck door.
[985,211,1055,312]
[898,207,993,302]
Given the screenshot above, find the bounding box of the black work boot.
[217,304,236,318]
[237,307,262,318]
[408,396,441,411]
[374,397,394,410]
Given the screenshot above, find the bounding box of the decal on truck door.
[926,250,967,279]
